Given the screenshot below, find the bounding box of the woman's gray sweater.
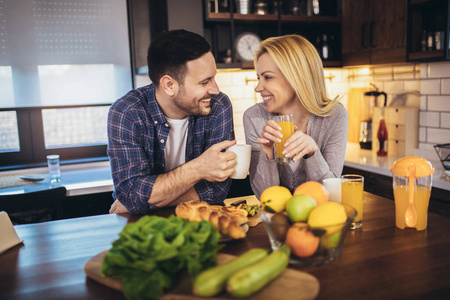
[243,102,349,199]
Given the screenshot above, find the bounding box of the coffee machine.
[359,90,387,149]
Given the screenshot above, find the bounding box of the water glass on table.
[47,155,61,183]
[273,114,294,164]
[341,174,364,229]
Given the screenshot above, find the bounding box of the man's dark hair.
[147,30,212,87]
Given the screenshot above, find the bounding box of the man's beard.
[173,88,212,116]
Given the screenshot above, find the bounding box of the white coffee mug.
[323,178,342,203]
[226,144,251,179]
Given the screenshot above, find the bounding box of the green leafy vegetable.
[100,215,221,300]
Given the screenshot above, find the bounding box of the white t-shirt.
[164,117,189,172]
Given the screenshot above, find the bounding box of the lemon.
[307,202,347,235]
[260,186,292,213]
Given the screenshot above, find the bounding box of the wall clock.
[235,32,262,62]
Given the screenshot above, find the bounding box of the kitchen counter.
[0,161,113,197]
[2,192,450,299]
[344,143,450,191]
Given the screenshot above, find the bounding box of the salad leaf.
[100,215,220,300]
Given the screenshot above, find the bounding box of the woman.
[243,34,348,199]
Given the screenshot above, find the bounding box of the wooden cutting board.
[85,251,320,300]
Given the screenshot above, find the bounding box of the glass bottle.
[421,30,427,52]
[377,107,388,157]
[322,34,329,60]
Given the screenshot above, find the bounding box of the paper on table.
[0,211,23,254]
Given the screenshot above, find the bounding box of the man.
[108,30,236,214]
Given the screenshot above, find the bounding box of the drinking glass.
[47,155,61,183]
[273,114,294,164]
[341,175,364,229]
[323,178,342,203]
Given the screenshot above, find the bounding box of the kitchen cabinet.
[371,106,419,157]
[407,0,450,62]
[203,0,342,68]
[342,0,407,66]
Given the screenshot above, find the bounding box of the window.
[0,0,133,169]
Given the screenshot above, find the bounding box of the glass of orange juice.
[273,114,294,164]
[341,174,364,229]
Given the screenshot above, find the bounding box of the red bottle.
[377,111,388,156]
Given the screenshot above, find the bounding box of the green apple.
[319,231,342,250]
[285,194,317,223]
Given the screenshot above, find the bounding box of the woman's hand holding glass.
[257,121,318,162]
[283,129,318,161]
[257,120,282,160]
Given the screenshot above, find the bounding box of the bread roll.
[175,200,247,239]
[175,200,209,222]
[209,211,220,230]
[198,206,212,221]
[228,221,247,239]
[219,215,231,235]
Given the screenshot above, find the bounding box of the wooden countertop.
[1,192,450,299]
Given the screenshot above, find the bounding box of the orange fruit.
[293,181,330,205]
[285,222,319,258]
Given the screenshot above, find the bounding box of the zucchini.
[226,244,290,298]
[193,248,268,297]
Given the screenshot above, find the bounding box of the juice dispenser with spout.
[390,157,434,231]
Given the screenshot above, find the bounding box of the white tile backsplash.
[419,127,426,142]
[393,65,417,80]
[420,64,428,78]
[428,61,450,78]
[428,95,450,112]
[442,79,450,94]
[420,96,427,110]
[420,79,441,95]
[215,72,233,85]
[384,81,405,94]
[427,127,450,143]
[441,113,450,128]
[420,112,440,127]
[404,80,420,91]
[232,99,257,113]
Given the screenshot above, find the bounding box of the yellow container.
[391,156,434,231]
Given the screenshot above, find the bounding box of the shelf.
[409,50,445,60]
[323,60,342,68]
[207,12,341,23]
[281,15,341,23]
[207,12,278,21]
[234,13,278,21]
[217,62,254,69]
[206,12,231,21]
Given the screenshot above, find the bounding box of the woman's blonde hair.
[254,34,339,116]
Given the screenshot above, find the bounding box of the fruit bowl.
[258,204,357,267]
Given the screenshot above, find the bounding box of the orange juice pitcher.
[390,157,434,231]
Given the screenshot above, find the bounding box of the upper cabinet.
[203,0,342,68]
[407,0,450,62]
[342,0,407,66]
